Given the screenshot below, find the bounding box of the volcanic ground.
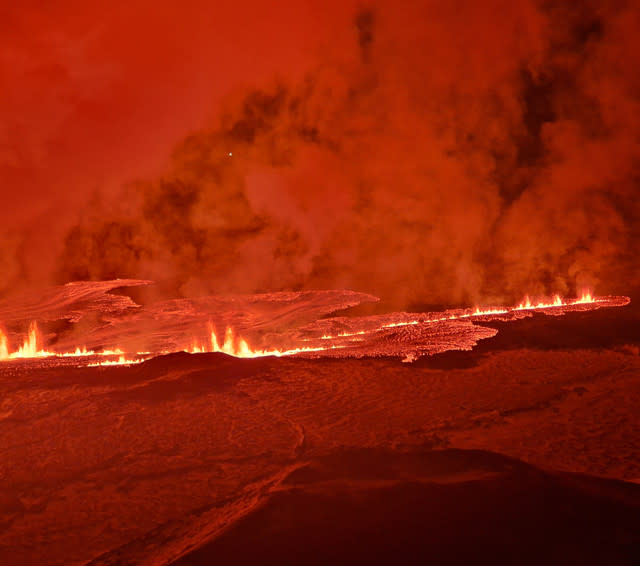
[0,283,639,565]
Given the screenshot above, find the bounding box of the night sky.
[2,0,639,306]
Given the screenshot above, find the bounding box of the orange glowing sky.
[1,1,354,221]
[1,1,639,305]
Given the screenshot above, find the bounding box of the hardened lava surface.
[0,284,638,565]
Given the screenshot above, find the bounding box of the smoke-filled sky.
[1,0,639,307]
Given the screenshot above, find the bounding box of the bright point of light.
[228,152,232,156]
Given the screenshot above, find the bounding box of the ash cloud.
[2,1,640,306]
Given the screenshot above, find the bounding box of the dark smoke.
[2,1,639,306]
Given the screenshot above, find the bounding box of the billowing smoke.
[2,1,639,307]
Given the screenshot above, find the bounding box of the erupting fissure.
[316,291,601,338]
[0,322,135,364]
[0,329,8,360]
[189,324,333,358]
[514,292,591,311]
[87,356,145,367]
[1,322,55,360]
[0,291,623,365]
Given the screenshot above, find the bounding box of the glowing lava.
[0,290,626,365]
[87,356,145,367]
[309,291,605,340]
[8,322,55,359]
[515,291,593,311]
[0,328,8,360]
[0,322,133,364]
[189,324,334,358]
[182,290,603,359]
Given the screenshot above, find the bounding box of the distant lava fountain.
[4,322,55,359]
[182,291,628,360]
[0,322,141,365]
[0,328,8,360]
[189,324,336,358]
[513,291,593,311]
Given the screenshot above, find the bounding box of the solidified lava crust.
[0,283,638,565]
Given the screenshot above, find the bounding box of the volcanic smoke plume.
[1,1,640,306]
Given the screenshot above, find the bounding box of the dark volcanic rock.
[172,448,640,566]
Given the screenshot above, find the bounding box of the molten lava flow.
[574,291,594,304]
[188,325,333,358]
[0,289,624,365]
[60,347,94,357]
[515,291,595,311]
[472,307,510,316]
[211,325,333,358]
[0,328,8,360]
[87,356,146,367]
[515,296,534,310]
[319,330,368,339]
[311,291,603,342]
[98,349,125,356]
[0,320,133,364]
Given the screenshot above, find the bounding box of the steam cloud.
[2,1,639,307]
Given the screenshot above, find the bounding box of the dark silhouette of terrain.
[172,448,640,565]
